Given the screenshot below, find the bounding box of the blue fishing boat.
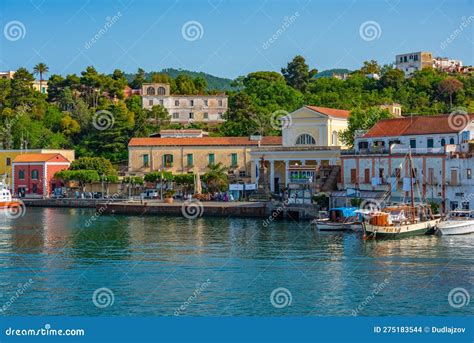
[312,207,358,231]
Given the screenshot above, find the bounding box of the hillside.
[124,68,235,91]
[315,68,352,78]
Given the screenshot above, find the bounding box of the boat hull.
[364,219,440,238]
[315,222,347,231]
[437,221,474,235]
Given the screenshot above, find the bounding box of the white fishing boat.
[436,210,474,235]
[0,181,22,214]
[313,207,357,231]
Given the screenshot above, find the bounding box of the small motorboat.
[436,210,474,235]
[0,181,22,214]
[342,209,372,231]
[313,207,358,231]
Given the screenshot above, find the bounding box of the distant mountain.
[124,68,235,91]
[315,69,352,78]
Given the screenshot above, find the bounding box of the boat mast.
[408,150,415,221]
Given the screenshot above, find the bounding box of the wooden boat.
[363,152,439,238]
[342,209,372,231]
[313,207,357,231]
[436,210,474,235]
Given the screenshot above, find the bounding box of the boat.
[363,152,440,238]
[0,181,22,214]
[313,207,358,231]
[342,209,372,231]
[436,210,474,235]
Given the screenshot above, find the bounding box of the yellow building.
[0,149,75,187]
[128,135,281,183]
[250,106,350,193]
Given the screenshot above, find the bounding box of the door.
[451,169,458,186]
[274,177,280,194]
[364,169,370,184]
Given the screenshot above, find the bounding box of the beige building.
[128,134,281,183]
[395,51,433,76]
[141,83,228,124]
[249,106,350,194]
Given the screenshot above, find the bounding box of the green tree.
[203,162,228,192]
[130,68,146,89]
[70,156,116,176]
[281,55,317,92]
[55,169,100,192]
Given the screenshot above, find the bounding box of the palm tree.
[33,63,49,92]
[203,162,228,193]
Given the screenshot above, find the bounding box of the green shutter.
[209,153,215,165]
[231,153,237,166]
[187,154,193,167]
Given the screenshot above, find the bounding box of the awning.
[330,190,386,199]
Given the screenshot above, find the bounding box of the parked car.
[140,189,159,199]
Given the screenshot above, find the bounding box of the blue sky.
[0,0,472,79]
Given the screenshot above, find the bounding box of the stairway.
[321,166,340,192]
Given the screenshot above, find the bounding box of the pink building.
[12,153,70,198]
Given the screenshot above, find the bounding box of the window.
[190,100,194,106]
[332,131,338,145]
[189,112,194,119]
[203,112,209,119]
[231,153,238,167]
[208,153,215,165]
[218,112,223,119]
[350,169,357,183]
[296,134,316,145]
[157,87,166,95]
[148,100,153,106]
[427,138,434,148]
[379,168,385,178]
[410,139,416,149]
[449,138,455,144]
[203,100,208,106]
[32,184,38,193]
[462,202,470,210]
[187,154,193,167]
[146,86,155,95]
[239,171,246,177]
[6,157,11,166]
[218,99,223,107]
[441,138,446,147]
[467,169,472,180]
[450,201,458,211]
[143,154,149,167]
[175,100,180,106]
[172,113,179,119]
[19,170,25,180]
[31,169,39,180]
[163,154,173,168]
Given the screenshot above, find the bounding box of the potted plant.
[164,189,175,204]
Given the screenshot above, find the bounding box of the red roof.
[363,114,474,138]
[13,153,70,163]
[129,136,282,147]
[305,106,350,119]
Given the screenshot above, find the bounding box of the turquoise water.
[0,207,472,316]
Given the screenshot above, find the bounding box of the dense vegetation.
[0,57,472,167]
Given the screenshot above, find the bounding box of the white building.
[340,114,474,212]
[395,52,433,76]
[141,83,228,124]
[433,57,463,73]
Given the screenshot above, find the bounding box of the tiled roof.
[129,136,282,147]
[305,106,350,119]
[363,114,474,138]
[13,153,70,163]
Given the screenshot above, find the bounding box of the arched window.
[157,87,166,95]
[146,86,155,95]
[332,131,338,145]
[449,138,455,144]
[440,138,445,147]
[296,134,316,145]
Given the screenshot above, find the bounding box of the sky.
[0,0,472,80]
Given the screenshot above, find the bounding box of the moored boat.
[313,207,357,231]
[0,182,22,214]
[436,210,474,235]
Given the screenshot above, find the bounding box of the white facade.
[395,51,433,76]
[141,83,228,124]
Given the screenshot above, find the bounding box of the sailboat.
[363,151,440,238]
